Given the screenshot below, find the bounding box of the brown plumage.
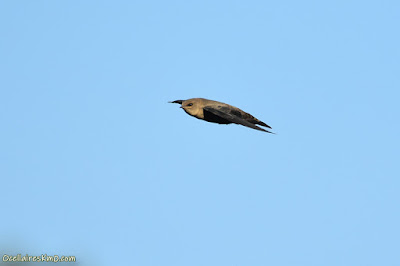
[170,98,274,133]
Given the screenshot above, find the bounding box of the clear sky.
[1,1,399,265]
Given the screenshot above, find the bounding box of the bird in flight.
[170,98,274,133]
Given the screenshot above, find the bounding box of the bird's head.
[169,98,202,117]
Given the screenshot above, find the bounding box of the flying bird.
[170,98,274,133]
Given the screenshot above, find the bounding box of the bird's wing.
[203,106,274,133]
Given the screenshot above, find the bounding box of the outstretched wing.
[203,106,274,133]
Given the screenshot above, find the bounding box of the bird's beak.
[169,100,184,104]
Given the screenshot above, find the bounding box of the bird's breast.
[195,108,204,119]
[184,108,204,119]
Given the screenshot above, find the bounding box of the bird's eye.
[187,103,193,107]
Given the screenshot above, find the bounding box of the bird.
[170,98,274,133]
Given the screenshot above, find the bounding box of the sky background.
[1,0,399,265]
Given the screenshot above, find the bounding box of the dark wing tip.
[258,121,272,129]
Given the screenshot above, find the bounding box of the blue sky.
[1,1,399,265]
